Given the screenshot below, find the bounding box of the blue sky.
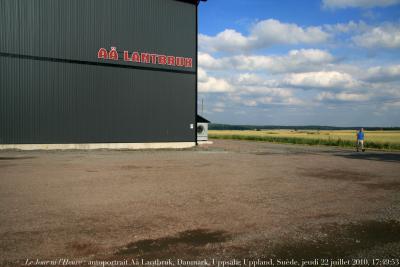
[197,0,400,126]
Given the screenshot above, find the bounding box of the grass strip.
[209,134,400,151]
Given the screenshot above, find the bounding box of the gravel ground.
[1,140,400,266]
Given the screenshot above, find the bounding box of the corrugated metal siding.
[0,57,195,144]
[0,0,197,144]
[0,0,196,70]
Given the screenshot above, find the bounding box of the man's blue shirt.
[357,131,364,140]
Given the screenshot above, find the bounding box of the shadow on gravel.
[113,221,400,260]
[303,168,399,190]
[271,220,400,259]
[67,240,101,256]
[334,153,400,163]
[361,182,400,191]
[0,156,35,160]
[116,229,229,257]
[302,169,375,182]
[254,151,313,156]
[112,221,400,261]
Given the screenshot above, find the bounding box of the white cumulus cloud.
[285,71,359,89]
[364,65,400,82]
[324,20,369,34]
[199,19,330,53]
[322,0,400,9]
[353,24,400,49]
[316,92,371,102]
[198,52,225,69]
[198,49,334,74]
[198,68,232,93]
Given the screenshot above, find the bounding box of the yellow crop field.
[209,130,400,150]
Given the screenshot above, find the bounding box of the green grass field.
[209,130,400,150]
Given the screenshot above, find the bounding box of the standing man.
[356,128,365,152]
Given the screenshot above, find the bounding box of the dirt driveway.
[1,140,400,266]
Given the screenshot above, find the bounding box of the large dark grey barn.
[0,0,203,149]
